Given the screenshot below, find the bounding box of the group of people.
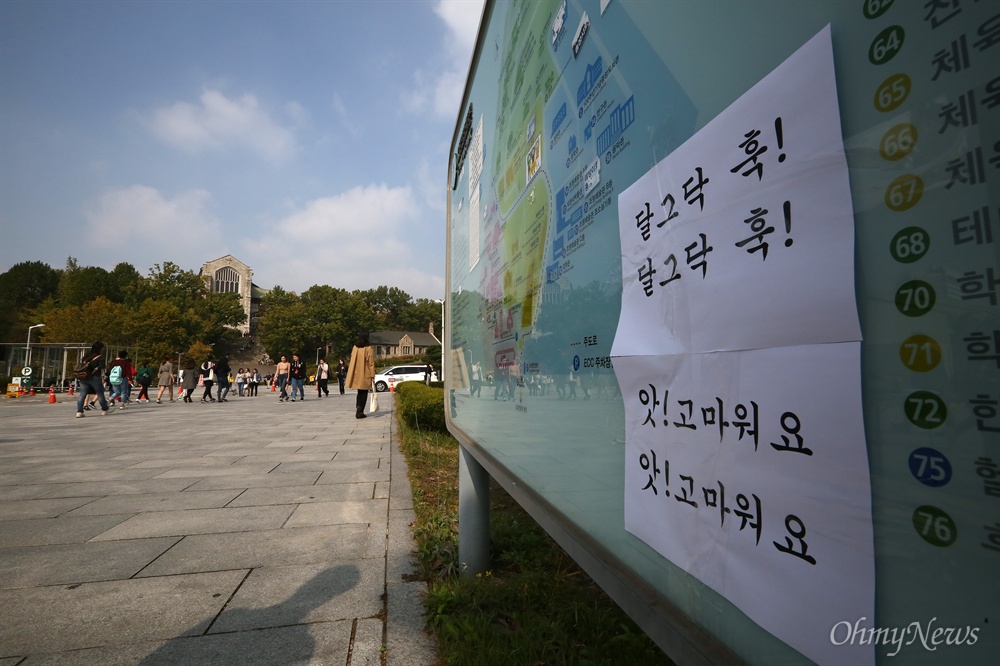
[73,333,377,420]
[267,354,350,403]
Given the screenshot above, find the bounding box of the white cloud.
[404,0,484,118]
[243,184,444,299]
[434,0,484,56]
[416,158,445,213]
[85,185,223,253]
[141,89,298,163]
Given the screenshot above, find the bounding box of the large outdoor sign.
[446,2,998,664]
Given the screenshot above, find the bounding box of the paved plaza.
[0,388,435,665]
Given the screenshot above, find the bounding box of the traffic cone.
[29,386,35,396]
[68,384,74,396]
[271,383,276,392]
[389,383,394,393]
[48,386,57,404]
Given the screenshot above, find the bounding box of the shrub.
[395,382,448,433]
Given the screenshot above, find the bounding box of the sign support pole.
[458,443,490,576]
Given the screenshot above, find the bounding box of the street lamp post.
[25,323,45,370]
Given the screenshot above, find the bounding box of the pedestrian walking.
[156,355,175,403]
[272,355,290,401]
[107,350,134,409]
[180,358,197,402]
[136,359,154,403]
[289,353,306,401]
[337,358,347,395]
[346,332,375,419]
[250,368,260,396]
[316,357,330,397]
[200,355,216,403]
[215,356,231,402]
[74,341,110,417]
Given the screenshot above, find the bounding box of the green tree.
[138,262,208,310]
[193,291,245,345]
[109,262,144,306]
[124,299,189,362]
[0,260,61,341]
[257,287,310,361]
[399,298,443,335]
[41,296,128,345]
[58,258,115,306]
[359,286,413,329]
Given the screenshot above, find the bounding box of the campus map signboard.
[446,1,998,664]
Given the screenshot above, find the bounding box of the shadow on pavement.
[138,564,361,665]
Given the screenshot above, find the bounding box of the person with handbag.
[200,355,216,403]
[316,357,330,397]
[345,332,375,419]
[74,341,110,417]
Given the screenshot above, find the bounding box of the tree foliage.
[0,260,60,341]
[2,259,442,365]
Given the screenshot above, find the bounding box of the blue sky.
[0,0,484,299]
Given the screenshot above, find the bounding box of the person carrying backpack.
[74,341,111,418]
[135,360,154,403]
[107,350,134,409]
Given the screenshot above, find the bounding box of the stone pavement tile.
[272,459,381,474]
[364,524,386,560]
[0,514,132,548]
[7,460,139,471]
[40,478,200,498]
[36,469,168,483]
[375,480,389,499]
[107,450,196,460]
[0,570,248,654]
[151,463,277,478]
[315,466,389,485]
[208,561,383,633]
[65,489,243,516]
[137,524,368,577]
[284,498,388,528]
[15,621,353,666]
[352,617,384,666]
[204,450,336,462]
[89,505,295,541]
[225,483,375,507]
[386,581,437,666]
[0,470,73,485]
[125,456,244,468]
[333,449,384,461]
[182,471,320,491]
[260,439,323,448]
[0,537,180,589]
[0,484,61,501]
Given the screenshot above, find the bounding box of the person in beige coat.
[346,331,375,419]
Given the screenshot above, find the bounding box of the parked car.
[372,364,438,392]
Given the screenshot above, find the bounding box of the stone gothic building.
[199,255,258,335]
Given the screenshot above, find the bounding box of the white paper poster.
[613,27,875,666]
[469,117,484,271]
[618,344,874,666]
[612,26,860,358]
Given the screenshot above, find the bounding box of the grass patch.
[396,412,673,666]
